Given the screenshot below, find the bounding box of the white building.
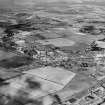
[96,41,105,49]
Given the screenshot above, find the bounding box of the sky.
[0,0,104,8]
[13,0,103,4]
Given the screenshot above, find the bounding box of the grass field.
[23,66,76,86]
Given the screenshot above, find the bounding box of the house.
[96,41,105,49]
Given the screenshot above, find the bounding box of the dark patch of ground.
[0,56,33,69]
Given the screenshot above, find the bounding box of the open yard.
[36,38,76,47]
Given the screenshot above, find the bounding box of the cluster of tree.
[20,46,38,58]
[79,25,103,35]
[85,41,103,52]
[0,29,17,50]
[47,58,77,70]
[90,41,103,51]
